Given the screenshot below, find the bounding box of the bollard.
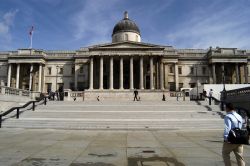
[44,97,47,105]
[16,108,19,119]
[32,101,35,111]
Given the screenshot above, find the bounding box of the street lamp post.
[221,69,226,111]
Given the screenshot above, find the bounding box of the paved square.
[0,128,250,166]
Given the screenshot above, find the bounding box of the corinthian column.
[38,64,42,92]
[160,60,164,90]
[89,57,93,90]
[140,56,144,89]
[7,64,12,87]
[99,56,103,90]
[130,56,134,90]
[29,64,33,91]
[109,56,113,90]
[16,64,20,89]
[235,63,239,84]
[150,57,154,90]
[212,64,216,84]
[244,64,248,84]
[119,56,124,89]
[174,63,179,91]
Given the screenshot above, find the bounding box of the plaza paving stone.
[0,128,250,166]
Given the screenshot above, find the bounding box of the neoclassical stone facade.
[0,12,249,93]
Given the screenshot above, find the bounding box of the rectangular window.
[202,67,206,75]
[168,82,175,91]
[169,66,173,73]
[58,83,64,91]
[59,68,63,75]
[179,83,183,90]
[70,82,74,90]
[178,67,182,75]
[79,66,83,73]
[71,67,75,74]
[46,83,52,92]
[190,67,194,74]
[189,83,196,88]
[47,67,51,75]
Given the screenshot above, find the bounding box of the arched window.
[125,34,128,41]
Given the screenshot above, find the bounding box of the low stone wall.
[64,89,190,101]
[66,90,185,101]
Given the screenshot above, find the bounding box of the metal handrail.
[0,94,47,128]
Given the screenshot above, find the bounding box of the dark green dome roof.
[112,12,140,36]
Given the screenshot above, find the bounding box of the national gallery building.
[0,12,249,93]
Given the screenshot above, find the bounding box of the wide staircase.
[1,100,225,130]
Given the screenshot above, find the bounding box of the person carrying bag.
[222,103,248,166]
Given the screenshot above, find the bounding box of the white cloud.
[0,9,18,49]
[165,3,250,49]
[71,0,120,45]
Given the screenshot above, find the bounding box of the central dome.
[112,11,141,43]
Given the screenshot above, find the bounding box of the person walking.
[222,103,245,166]
[209,89,213,105]
[133,89,139,101]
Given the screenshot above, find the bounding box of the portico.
[88,54,163,90]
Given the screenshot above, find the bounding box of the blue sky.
[0,0,250,51]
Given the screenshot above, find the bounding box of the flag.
[29,26,34,36]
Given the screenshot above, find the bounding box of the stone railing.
[0,86,41,99]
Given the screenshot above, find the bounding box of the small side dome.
[112,11,141,43]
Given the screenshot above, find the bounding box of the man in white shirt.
[222,103,245,166]
[209,89,213,105]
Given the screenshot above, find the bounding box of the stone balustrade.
[0,86,40,99]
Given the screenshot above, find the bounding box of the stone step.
[3,118,223,130]
[36,105,220,112]
[20,111,222,119]
[2,100,224,130]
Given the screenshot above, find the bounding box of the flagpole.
[30,33,33,49]
[29,26,34,49]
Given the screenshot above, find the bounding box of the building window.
[178,67,182,75]
[71,67,75,74]
[70,82,74,90]
[190,67,194,74]
[169,66,173,73]
[46,83,52,92]
[202,67,206,75]
[136,35,138,42]
[189,83,196,88]
[169,82,175,91]
[59,68,63,75]
[125,34,128,41]
[179,83,183,90]
[79,66,83,73]
[58,83,64,91]
[47,67,51,75]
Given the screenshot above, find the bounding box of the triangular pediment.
[88,41,166,50]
